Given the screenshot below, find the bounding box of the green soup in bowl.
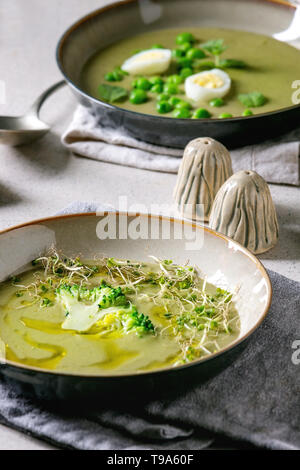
[81,27,300,119]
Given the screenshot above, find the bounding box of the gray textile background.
[0,203,299,450]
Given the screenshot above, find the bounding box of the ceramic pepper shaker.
[173,137,233,221]
[209,170,279,254]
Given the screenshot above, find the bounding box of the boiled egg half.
[185,69,231,102]
[122,49,172,76]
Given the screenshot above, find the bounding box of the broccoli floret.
[56,282,154,336]
[57,282,127,305]
[121,306,155,336]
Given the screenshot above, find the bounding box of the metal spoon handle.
[28,80,66,117]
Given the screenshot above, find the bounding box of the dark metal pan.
[56,0,300,149]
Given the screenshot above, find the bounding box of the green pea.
[172,48,185,58]
[168,96,182,106]
[157,93,170,102]
[163,83,178,95]
[219,113,233,119]
[149,76,164,86]
[129,89,148,104]
[113,70,126,81]
[192,108,211,119]
[151,83,163,93]
[186,48,206,60]
[173,108,191,118]
[176,32,196,45]
[175,100,192,110]
[156,101,173,114]
[105,68,126,81]
[167,74,183,85]
[242,109,254,116]
[178,42,192,53]
[176,57,193,69]
[209,98,224,107]
[105,72,117,82]
[151,44,164,49]
[132,77,151,90]
[180,67,193,79]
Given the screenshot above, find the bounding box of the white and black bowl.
[0,213,272,401]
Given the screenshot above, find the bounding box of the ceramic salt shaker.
[209,170,279,254]
[173,137,233,221]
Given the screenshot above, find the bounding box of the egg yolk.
[134,51,166,62]
[193,73,224,89]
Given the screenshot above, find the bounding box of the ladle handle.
[29,80,66,116]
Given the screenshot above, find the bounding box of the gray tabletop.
[0,0,299,450]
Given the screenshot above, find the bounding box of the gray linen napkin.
[0,203,299,450]
[62,105,300,186]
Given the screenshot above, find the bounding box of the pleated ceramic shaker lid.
[174,137,233,221]
[209,170,279,254]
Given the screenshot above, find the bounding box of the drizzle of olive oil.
[91,341,139,370]
[6,334,66,370]
[20,317,67,335]
[20,316,120,339]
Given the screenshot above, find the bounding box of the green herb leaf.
[238,91,267,107]
[219,59,247,69]
[98,84,128,103]
[193,59,215,70]
[201,39,227,56]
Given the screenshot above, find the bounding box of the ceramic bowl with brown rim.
[0,212,271,402]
